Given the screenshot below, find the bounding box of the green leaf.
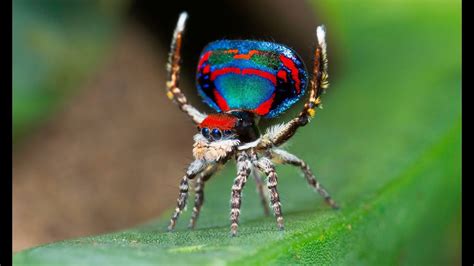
[13,0,461,265]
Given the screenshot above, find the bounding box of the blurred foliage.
[13,0,128,142]
[13,0,461,264]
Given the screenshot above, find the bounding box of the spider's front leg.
[230,151,252,236]
[166,12,206,124]
[168,159,207,231]
[188,164,221,229]
[271,149,339,209]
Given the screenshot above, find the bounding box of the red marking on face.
[254,93,275,116]
[213,89,230,112]
[197,51,212,70]
[199,114,238,130]
[210,67,276,85]
[279,55,301,93]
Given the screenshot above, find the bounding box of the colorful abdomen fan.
[196,40,308,118]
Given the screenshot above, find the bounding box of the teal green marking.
[252,53,280,70]
[216,75,273,109]
[196,40,308,117]
[209,51,234,65]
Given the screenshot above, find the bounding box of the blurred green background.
[13,0,461,264]
[13,0,127,142]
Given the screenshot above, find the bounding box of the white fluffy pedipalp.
[237,137,262,150]
[193,134,240,162]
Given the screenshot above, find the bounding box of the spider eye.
[223,130,233,137]
[211,128,222,140]
[201,127,210,139]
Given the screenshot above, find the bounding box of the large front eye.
[201,127,210,139]
[211,128,222,140]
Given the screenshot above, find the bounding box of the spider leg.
[166,12,206,124]
[168,159,207,231]
[255,157,284,230]
[271,149,339,209]
[251,169,271,216]
[248,150,270,216]
[188,164,221,229]
[230,151,252,236]
[258,26,329,149]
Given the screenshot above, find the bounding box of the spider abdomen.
[196,40,308,118]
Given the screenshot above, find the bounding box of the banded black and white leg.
[248,150,270,216]
[230,151,252,236]
[166,12,206,124]
[271,149,339,209]
[251,169,270,216]
[188,164,221,229]
[255,157,284,230]
[168,159,207,231]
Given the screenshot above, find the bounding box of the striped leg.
[166,12,206,124]
[272,149,339,209]
[248,150,270,216]
[252,169,270,216]
[188,165,219,229]
[256,157,284,230]
[168,159,206,231]
[230,152,251,236]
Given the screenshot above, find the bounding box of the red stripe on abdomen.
[210,67,241,80]
[211,67,276,85]
[242,68,276,85]
[253,93,275,116]
[279,55,301,93]
[197,51,212,70]
[213,89,230,112]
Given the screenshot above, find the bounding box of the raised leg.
[230,152,251,236]
[251,169,270,216]
[167,12,206,124]
[168,159,207,231]
[255,157,284,230]
[258,25,329,149]
[271,149,339,209]
[188,164,220,229]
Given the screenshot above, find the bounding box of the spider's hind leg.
[271,149,339,209]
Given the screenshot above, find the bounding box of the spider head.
[198,111,260,143]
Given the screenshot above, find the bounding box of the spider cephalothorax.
[166,12,338,236]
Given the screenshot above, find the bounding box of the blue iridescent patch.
[196,40,308,118]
